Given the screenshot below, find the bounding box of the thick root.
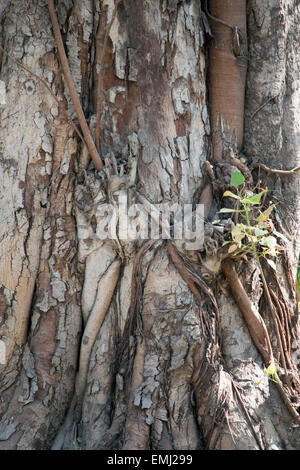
[51,255,121,449]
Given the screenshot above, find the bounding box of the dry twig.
[252,162,300,175]
[47,0,103,170]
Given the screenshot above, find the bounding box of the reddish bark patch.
[31,307,57,395]
[174,118,187,137]
[208,0,247,162]
[0,290,7,326]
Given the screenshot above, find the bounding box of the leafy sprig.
[220,171,288,259]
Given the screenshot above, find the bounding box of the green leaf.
[264,363,277,376]
[254,228,269,237]
[273,230,289,244]
[247,190,267,205]
[223,190,240,199]
[265,364,278,381]
[270,375,279,383]
[257,204,275,223]
[230,171,245,187]
[260,236,277,249]
[218,208,240,213]
[232,225,246,244]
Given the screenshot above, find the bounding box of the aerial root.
[222,258,300,425]
[76,258,121,400]
[51,257,121,449]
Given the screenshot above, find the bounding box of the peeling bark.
[0,0,81,449]
[0,0,299,451]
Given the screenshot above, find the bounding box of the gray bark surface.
[0,0,299,450]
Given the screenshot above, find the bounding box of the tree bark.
[0,0,299,450]
[208,0,247,162]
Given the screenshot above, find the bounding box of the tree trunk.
[0,0,299,450]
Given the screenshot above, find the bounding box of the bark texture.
[208,0,248,162]
[0,0,299,450]
[244,0,300,271]
[0,0,82,449]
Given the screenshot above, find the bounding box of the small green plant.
[69,438,81,450]
[220,171,288,262]
[220,172,290,389]
[254,362,279,387]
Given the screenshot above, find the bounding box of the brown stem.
[47,0,103,170]
[232,381,264,450]
[225,148,253,184]
[250,94,279,120]
[221,258,273,365]
[205,0,236,31]
[222,258,300,425]
[274,272,295,339]
[274,381,300,425]
[269,287,292,369]
[258,267,292,392]
[252,162,300,175]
